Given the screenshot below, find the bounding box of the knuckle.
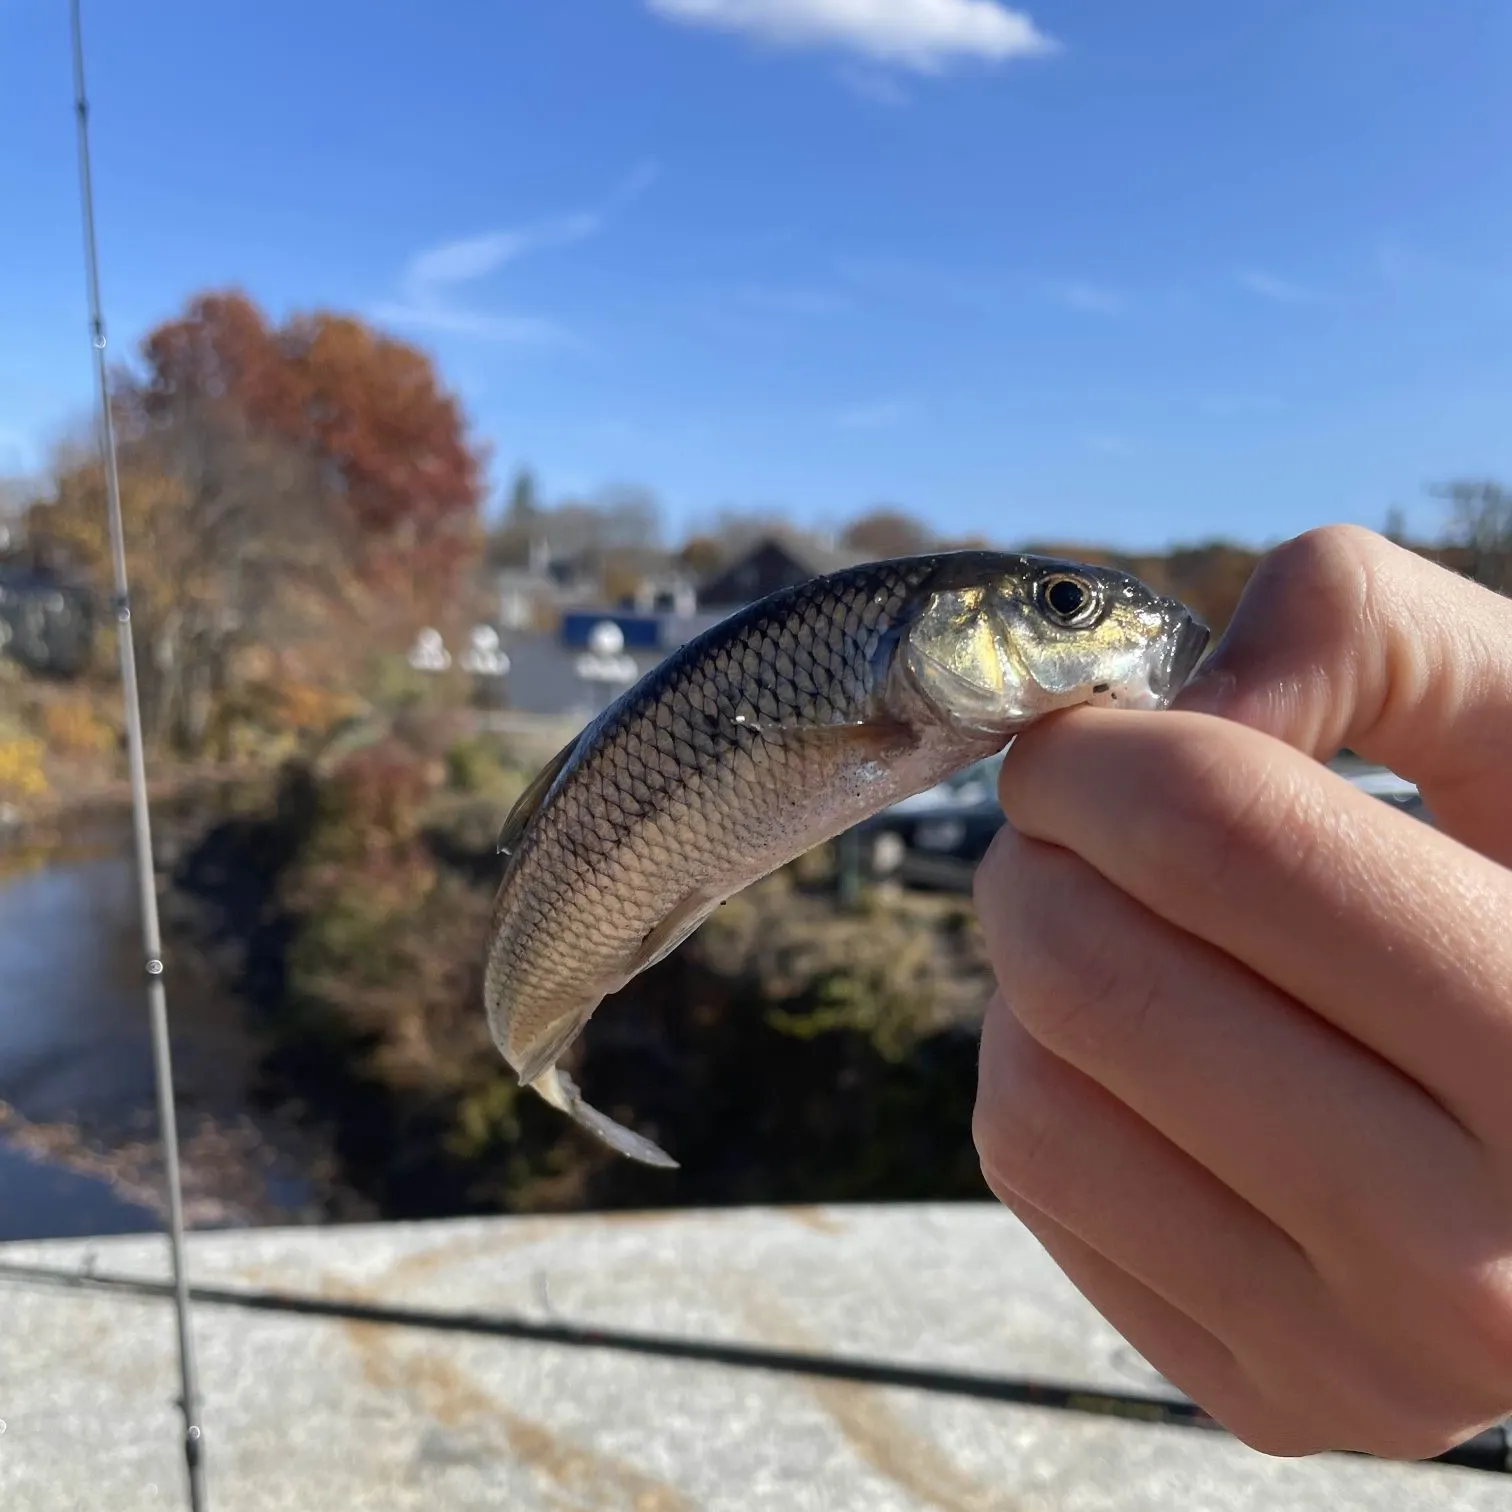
[971,823,1020,915]
[985,846,1160,1064]
[974,829,1074,977]
[1017,936,1162,1067]
[972,1037,1063,1198]
[1247,525,1377,630]
[973,1095,1056,1203]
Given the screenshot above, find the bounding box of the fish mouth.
[1156,615,1211,701]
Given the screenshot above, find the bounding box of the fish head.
[899,554,1210,734]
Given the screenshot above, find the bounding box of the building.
[488,535,865,720]
[694,534,861,611]
[0,562,96,677]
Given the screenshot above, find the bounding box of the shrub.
[0,736,49,803]
[38,697,116,756]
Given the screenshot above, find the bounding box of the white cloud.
[401,221,591,293]
[1234,268,1315,304]
[379,161,659,343]
[647,0,1057,74]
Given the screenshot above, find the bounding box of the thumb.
[1173,525,1512,865]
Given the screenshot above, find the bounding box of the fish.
[483,550,1210,1168]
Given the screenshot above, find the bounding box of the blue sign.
[559,611,663,651]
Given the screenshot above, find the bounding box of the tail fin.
[529,1066,680,1169]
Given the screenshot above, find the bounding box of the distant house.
[490,540,705,630]
[490,536,868,721]
[623,570,697,617]
[490,541,599,631]
[696,536,855,611]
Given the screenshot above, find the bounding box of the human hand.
[971,524,1512,1460]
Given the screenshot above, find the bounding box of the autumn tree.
[678,534,725,579]
[32,416,352,749]
[1148,543,1262,639]
[134,290,487,613]
[27,288,489,751]
[839,507,934,560]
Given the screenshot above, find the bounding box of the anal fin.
[530,1065,679,1169]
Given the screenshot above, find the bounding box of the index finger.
[993,709,1512,1141]
[1173,525,1512,865]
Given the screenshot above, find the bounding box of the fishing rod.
[67,2,208,1507]
[0,1257,1505,1477]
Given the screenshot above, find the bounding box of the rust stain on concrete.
[803,1375,1017,1512]
[739,1290,1022,1512]
[343,1299,692,1510]
[779,1206,846,1235]
[376,1219,560,1291]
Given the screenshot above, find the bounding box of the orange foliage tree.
[133,290,488,617]
[29,290,489,752]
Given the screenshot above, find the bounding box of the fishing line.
[67,2,209,1507]
[0,1258,1505,1476]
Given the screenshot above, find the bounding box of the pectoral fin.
[530,1065,679,1169]
[625,887,724,979]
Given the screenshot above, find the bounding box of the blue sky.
[2,0,1509,551]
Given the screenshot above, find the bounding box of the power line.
[67,2,208,1507]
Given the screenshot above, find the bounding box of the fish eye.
[1038,573,1101,627]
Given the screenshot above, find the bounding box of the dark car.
[852,750,1427,892]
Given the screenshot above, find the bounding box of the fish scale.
[484,550,1209,1167]
[489,565,929,1017]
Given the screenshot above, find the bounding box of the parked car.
[852,750,1426,891]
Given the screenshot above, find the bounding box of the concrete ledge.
[0,1203,1502,1509]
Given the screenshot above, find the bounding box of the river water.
[0,823,314,1242]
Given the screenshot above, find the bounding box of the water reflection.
[0,1144,157,1240]
[0,851,153,1125]
[0,830,280,1240]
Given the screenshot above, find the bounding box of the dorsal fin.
[496,734,581,857]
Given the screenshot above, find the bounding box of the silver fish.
[484,550,1209,1166]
